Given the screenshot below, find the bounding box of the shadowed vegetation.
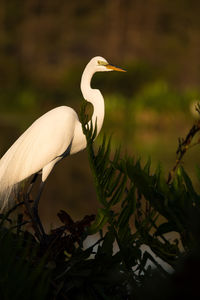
[1,105,200,299]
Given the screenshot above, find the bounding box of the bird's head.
[89,56,126,73]
[81,56,126,102]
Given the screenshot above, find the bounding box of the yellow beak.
[106,64,126,72]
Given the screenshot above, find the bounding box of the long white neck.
[71,64,105,155]
[80,66,105,136]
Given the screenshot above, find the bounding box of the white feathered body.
[0,106,86,209]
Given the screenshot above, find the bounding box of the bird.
[0,56,125,237]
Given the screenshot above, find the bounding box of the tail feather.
[0,185,18,212]
[0,156,20,211]
[0,142,25,211]
[0,125,37,210]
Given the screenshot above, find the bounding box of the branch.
[167,120,200,184]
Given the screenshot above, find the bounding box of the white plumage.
[0,56,125,211]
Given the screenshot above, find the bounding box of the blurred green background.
[0,0,200,230]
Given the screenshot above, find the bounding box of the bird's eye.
[98,60,108,66]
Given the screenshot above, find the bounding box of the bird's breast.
[70,121,87,155]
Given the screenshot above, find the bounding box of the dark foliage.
[1,104,200,299]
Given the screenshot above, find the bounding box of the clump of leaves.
[0,210,49,300]
[1,103,200,299]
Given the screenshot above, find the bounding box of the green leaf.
[144,157,151,175]
[118,186,136,227]
[109,174,127,206]
[98,231,115,256]
[180,166,197,197]
[87,208,109,234]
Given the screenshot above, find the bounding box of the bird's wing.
[0,106,78,185]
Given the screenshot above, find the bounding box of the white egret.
[0,56,125,237]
